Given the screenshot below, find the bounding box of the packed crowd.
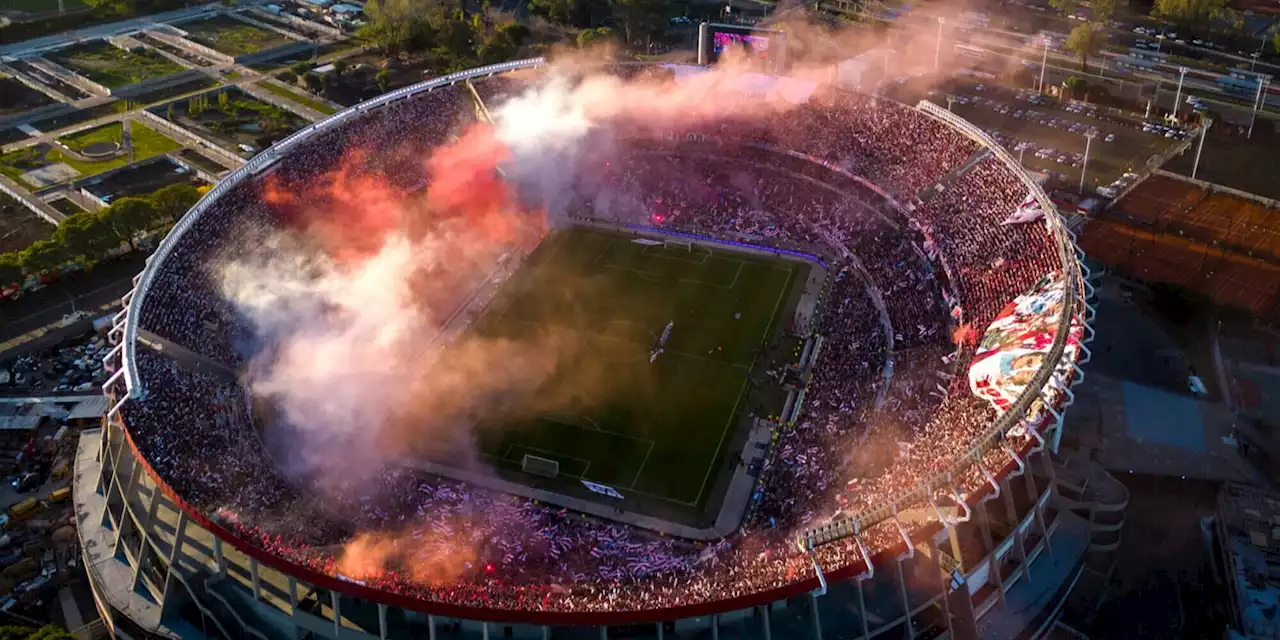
[114,72,1078,614]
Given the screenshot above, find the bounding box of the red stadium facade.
[76,59,1121,640]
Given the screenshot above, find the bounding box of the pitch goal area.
[458,228,807,513]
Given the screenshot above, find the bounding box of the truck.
[9,498,40,522]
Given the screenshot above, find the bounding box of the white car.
[1105,133,1115,142]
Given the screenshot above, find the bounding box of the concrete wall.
[234,39,314,66]
[247,8,341,39]
[27,55,111,97]
[1152,168,1280,209]
[134,108,246,169]
[142,26,234,65]
[0,63,77,104]
[0,179,62,226]
[226,11,307,44]
[110,68,205,98]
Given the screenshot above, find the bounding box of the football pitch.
[462,227,807,512]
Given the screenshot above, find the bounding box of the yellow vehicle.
[9,498,40,521]
[50,487,70,503]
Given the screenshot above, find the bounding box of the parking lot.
[906,78,1189,192]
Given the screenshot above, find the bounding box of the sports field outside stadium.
[422,227,810,521]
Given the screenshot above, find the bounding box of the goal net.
[521,454,560,478]
[664,239,694,252]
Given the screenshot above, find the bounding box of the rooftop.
[1219,483,1280,639]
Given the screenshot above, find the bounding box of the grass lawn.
[414,228,804,515]
[20,121,182,183]
[47,41,184,88]
[182,15,294,57]
[256,80,337,115]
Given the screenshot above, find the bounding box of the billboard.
[698,23,788,70]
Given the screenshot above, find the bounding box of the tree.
[528,0,579,25]
[54,211,117,262]
[304,71,323,93]
[218,91,230,110]
[1065,22,1104,73]
[577,26,614,49]
[0,253,22,287]
[1273,29,1280,55]
[358,0,437,57]
[1091,0,1116,22]
[1151,0,1226,29]
[332,60,348,77]
[150,184,201,223]
[19,239,68,275]
[375,69,392,92]
[0,626,74,640]
[103,197,158,250]
[290,61,313,76]
[612,0,666,47]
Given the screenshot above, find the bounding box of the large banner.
[968,271,1082,436]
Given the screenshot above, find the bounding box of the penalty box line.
[593,245,746,290]
[502,443,593,480]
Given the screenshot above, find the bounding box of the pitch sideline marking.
[691,261,788,509]
[629,441,656,490]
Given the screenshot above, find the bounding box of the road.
[0,254,145,347]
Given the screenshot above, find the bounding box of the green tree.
[103,197,158,250]
[19,239,68,275]
[218,91,230,109]
[612,0,665,47]
[150,184,201,223]
[166,103,174,120]
[1065,22,1104,72]
[290,61,313,76]
[359,0,436,57]
[332,60,348,76]
[529,0,581,25]
[1152,0,1226,29]
[304,71,323,93]
[375,69,392,92]
[1273,29,1280,55]
[577,26,614,48]
[0,253,22,287]
[53,211,117,262]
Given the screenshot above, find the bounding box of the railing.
[119,57,548,397]
[799,102,1090,548]
[107,61,1096,626]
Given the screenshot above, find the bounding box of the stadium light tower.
[1173,66,1188,118]
[1038,35,1050,93]
[935,17,945,73]
[1192,117,1212,180]
[1080,130,1097,194]
[1249,79,1269,139]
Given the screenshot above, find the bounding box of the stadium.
[73,57,1114,640]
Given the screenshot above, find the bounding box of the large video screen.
[699,23,786,69]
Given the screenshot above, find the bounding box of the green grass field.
[47,41,184,88]
[455,228,804,510]
[183,15,293,57]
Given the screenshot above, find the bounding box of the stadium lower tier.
[76,418,1126,640]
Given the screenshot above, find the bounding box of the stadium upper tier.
[101,59,1093,624]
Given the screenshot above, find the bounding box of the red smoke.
[263,121,540,269]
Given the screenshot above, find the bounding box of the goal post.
[664,238,694,252]
[521,454,560,478]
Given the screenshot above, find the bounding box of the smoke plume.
[217,6,993,527]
